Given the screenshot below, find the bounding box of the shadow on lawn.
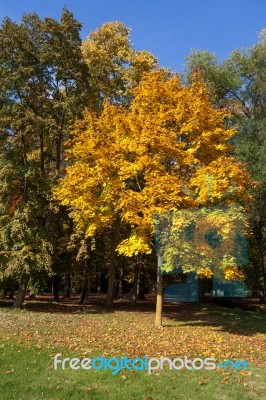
[163,302,266,336]
[0,293,156,315]
[0,293,265,336]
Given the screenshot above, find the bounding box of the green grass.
[0,301,265,400]
[0,343,265,400]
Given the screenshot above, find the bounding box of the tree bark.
[82,279,91,306]
[97,270,102,293]
[106,260,116,307]
[262,249,266,303]
[131,261,140,306]
[13,272,30,309]
[79,277,91,306]
[52,275,61,302]
[78,253,93,305]
[116,269,124,299]
[155,254,163,328]
[64,269,71,299]
[106,229,117,307]
[198,278,204,303]
[138,265,146,300]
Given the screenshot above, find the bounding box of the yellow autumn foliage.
[197,268,214,279]
[196,266,244,280]
[53,70,251,260]
[223,266,245,281]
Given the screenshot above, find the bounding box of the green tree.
[0,8,91,307]
[185,31,266,300]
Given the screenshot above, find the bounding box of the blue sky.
[0,0,265,71]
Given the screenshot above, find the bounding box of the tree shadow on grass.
[163,301,266,336]
[0,294,265,336]
[0,293,156,315]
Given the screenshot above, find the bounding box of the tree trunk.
[97,271,102,293]
[79,278,87,305]
[198,278,204,303]
[13,272,30,309]
[262,250,266,303]
[79,277,91,306]
[116,272,124,299]
[82,278,91,306]
[106,261,116,307]
[131,261,140,306]
[155,255,163,328]
[106,230,116,307]
[138,266,146,300]
[64,269,71,299]
[78,254,93,305]
[52,275,60,302]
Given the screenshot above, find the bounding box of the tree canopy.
[54,70,251,270]
[0,8,265,314]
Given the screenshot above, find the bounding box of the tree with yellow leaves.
[54,70,251,322]
[82,21,157,106]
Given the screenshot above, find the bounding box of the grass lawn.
[0,296,265,399]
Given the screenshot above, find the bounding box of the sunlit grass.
[0,301,265,399]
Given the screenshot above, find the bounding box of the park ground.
[0,294,265,400]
